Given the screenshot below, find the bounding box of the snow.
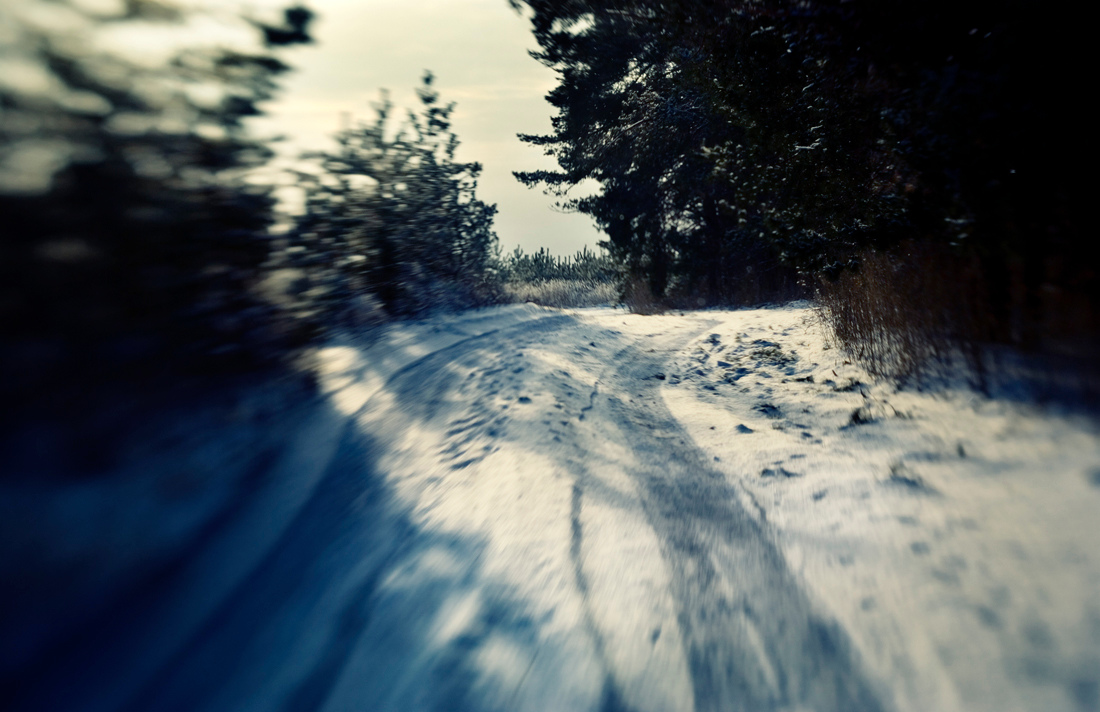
[313,302,1098,711]
[661,303,1100,712]
[4,302,1098,712]
[316,303,560,416]
[318,305,698,712]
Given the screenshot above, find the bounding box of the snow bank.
[0,304,562,710]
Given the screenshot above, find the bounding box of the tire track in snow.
[69,309,889,712]
[570,482,635,712]
[375,310,887,711]
[378,313,656,710]
[586,322,888,712]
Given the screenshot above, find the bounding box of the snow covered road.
[6,304,1098,712]
[335,309,884,712]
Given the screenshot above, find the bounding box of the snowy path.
[586,324,882,711]
[340,312,883,711]
[5,305,1097,712]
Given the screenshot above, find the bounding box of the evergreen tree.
[510,0,1089,335]
[511,0,896,301]
[499,246,616,284]
[287,73,500,320]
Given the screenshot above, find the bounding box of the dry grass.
[815,242,990,387]
[818,243,1100,406]
[502,279,619,308]
[622,276,666,315]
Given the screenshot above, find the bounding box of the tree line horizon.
[1,0,1092,434]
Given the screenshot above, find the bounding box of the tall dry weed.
[816,242,991,388]
[503,279,618,308]
[622,276,666,315]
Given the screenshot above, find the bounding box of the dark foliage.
[510,0,1092,365]
[512,0,887,302]
[498,246,617,284]
[0,1,316,418]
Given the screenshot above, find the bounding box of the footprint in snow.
[885,463,938,495]
[754,403,782,418]
[761,467,802,479]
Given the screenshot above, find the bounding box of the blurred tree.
[0,0,314,415]
[286,73,500,321]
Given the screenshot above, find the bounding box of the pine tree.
[287,73,500,320]
[510,1,883,301]
[512,0,1089,336]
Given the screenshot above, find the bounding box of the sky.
[256,0,603,256]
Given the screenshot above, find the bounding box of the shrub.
[815,242,992,388]
[502,279,618,308]
[622,276,666,315]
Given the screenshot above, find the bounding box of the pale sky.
[256,0,602,256]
